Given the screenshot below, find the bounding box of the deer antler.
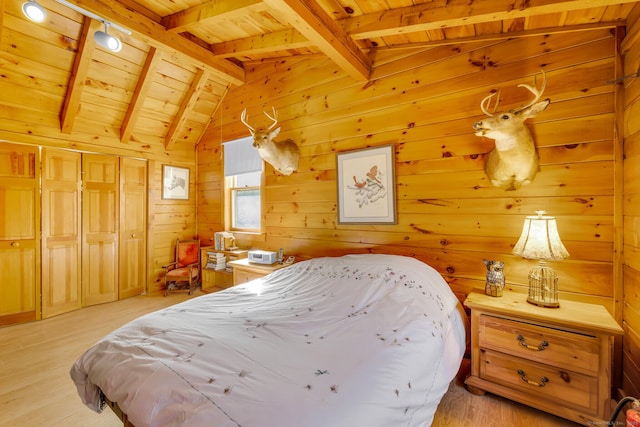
[513,70,547,114]
[480,91,500,117]
[240,109,255,135]
[263,107,279,131]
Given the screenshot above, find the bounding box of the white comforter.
[70,254,467,427]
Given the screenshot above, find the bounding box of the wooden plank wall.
[622,5,640,399]
[147,159,198,292]
[198,29,618,309]
[0,8,199,294]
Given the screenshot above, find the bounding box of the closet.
[0,142,147,326]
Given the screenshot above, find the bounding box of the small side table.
[464,290,622,426]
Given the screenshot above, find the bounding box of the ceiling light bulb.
[22,0,47,23]
[94,24,122,53]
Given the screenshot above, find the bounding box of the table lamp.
[512,211,569,308]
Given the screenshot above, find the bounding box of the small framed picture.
[162,165,190,200]
[336,144,396,224]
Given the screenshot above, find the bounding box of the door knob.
[10,241,20,247]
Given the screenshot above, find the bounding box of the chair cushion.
[166,267,198,280]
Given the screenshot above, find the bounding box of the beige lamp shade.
[512,211,569,260]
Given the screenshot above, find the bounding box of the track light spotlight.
[94,22,122,53]
[22,0,130,53]
[22,0,47,23]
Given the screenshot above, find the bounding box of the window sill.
[230,231,265,237]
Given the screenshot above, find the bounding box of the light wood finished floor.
[0,290,581,427]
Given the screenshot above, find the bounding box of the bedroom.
[0,0,639,425]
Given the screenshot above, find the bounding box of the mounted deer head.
[473,71,550,190]
[240,107,300,176]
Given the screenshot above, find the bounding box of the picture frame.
[162,165,190,200]
[336,144,396,224]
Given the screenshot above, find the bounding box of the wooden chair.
[163,239,200,296]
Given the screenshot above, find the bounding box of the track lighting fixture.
[21,0,131,53]
[22,0,47,23]
[94,22,122,52]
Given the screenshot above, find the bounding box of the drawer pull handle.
[517,369,548,387]
[517,335,548,351]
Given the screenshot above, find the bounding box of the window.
[223,137,263,233]
[225,171,262,231]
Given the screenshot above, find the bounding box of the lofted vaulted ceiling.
[1,0,637,151]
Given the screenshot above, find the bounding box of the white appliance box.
[248,250,277,264]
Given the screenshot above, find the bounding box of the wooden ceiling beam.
[263,0,371,81]
[343,0,639,40]
[165,68,210,149]
[60,17,100,134]
[162,0,267,33]
[121,47,162,143]
[60,0,245,86]
[368,21,621,52]
[212,29,311,58]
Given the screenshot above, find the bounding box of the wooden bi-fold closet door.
[81,154,148,307]
[82,154,120,306]
[41,148,82,318]
[42,153,148,316]
[119,157,147,299]
[0,143,40,326]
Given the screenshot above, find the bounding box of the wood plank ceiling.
[1,0,637,150]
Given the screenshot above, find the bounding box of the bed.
[70,254,468,427]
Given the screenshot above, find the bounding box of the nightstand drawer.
[229,258,290,285]
[479,315,599,375]
[234,269,264,284]
[480,349,598,414]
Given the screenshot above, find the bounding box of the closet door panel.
[0,143,40,326]
[41,148,81,318]
[119,158,147,299]
[82,154,119,306]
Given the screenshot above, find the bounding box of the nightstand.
[464,290,623,426]
[228,258,289,285]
